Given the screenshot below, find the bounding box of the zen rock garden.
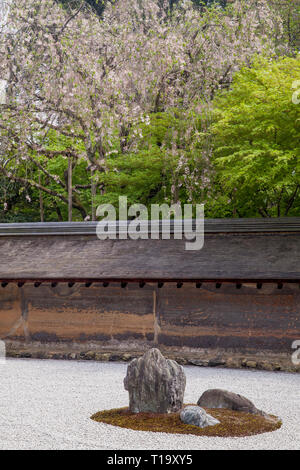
[91,348,282,437]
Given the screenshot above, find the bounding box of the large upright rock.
[124,348,186,414]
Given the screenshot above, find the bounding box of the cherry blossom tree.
[0,0,285,219]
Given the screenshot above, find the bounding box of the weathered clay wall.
[158,283,300,351]
[1,282,299,356]
[0,284,154,343]
[1,220,299,371]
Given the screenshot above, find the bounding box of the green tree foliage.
[211,57,300,217]
[0,176,39,222]
[270,0,300,53]
[59,0,107,16]
[60,0,229,17]
[98,112,182,209]
[0,0,298,222]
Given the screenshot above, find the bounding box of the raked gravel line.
[0,358,299,450]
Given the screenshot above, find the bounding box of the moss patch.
[91,405,281,437]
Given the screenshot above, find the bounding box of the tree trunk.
[91,169,97,221]
[38,172,44,222]
[68,156,72,222]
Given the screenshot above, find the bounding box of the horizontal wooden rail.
[1,278,300,285]
[0,217,300,236]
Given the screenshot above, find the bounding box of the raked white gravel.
[0,358,299,450]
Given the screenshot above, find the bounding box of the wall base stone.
[4,340,300,373]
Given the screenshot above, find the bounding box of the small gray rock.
[124,348,186,414]
[197,389,264,415]
[180,406,220,428]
